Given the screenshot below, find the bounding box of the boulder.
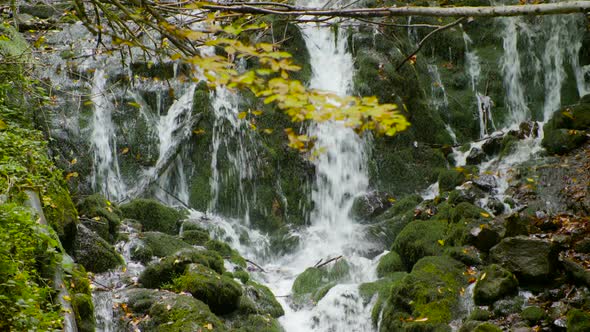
[135,232,191,259]
[542,126,587,155]
[489,236,556,283]
[292,260,350,304]
[376,251,405,278]
[72,224,123,273]
[466,147,486,165]
[521,306,546,325]
[438,168,466,193]
[120,199,186,235]
[350,191,393,222]
[473,264,519,305]
[482,136,503,156]
[170,263,242,315]
[473,174,498,192]
[567,309,590,332]
[392,220,447,268]
[467,222,504,252]
[238,281,284,318]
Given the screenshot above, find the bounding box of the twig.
[245,259,266,272]
[315,255,343,269]
[396,17,465,71]
[313,258,323,267]
[156,184,191,209]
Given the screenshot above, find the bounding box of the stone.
[120,199,186,235]
[542,126,587,155]
[467,223,504,252]
[521,306,546,324]
[467,147,486,165]
[567,309,590,332]
[482,136,503,156]
[438,168,466,193]
[292,260,350,304]
[71,224,123,273]
[238,281,284,318]
[350,191,393,222]
[559,252,590,287]
[474,264,519,305]
[376,251,405,277]
[473,174,498,191]
[486,197,505,215]
[489,236,556,283]
[392,220,447,268]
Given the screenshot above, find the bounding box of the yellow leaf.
[127,101,141,108]
[121,147,130,154]
[204,323,213,330]
[170,53,182,61]
[526,178,535,183]
[93,216,101,221]
[263,128,273,134]
[238,112,247,119]
[0,119,6,131]
[193,129,206,135]
[65,172,79,180]
[388,198,396,203]
[62,295,71,302]
[480,272,487,280]
[438,239,445,246]
[70,158,77,165]
[252,110,263,116]
[480,212,490,218]
[414,317,429,322]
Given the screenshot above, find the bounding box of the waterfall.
[427,64,458,143]
[89,69,127,201]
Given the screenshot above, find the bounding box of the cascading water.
[89,69,127,201]
[427,64,458,143]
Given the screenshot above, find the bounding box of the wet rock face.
[473,174,498,192]
[72,224,123,273]
[473,264,519,305]
[350,190,393,222]
[489,236,556,283]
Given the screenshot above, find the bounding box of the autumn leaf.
[66,172,79,180]
[238,111,247,119]
[121,147,130,154]
[70,158,77,165]
[437,239,445,246]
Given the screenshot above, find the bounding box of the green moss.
[72,224,123,273]
[181,229,210,246]
[139,232,191,258]
[205,239,247,267]
[377,251,405,277]
[234,270,250,284]
[376,194,423,222]
[438,169,466,193]
[77,194,122,240]
[72,293,95,332]
[169,264,242,315]
[121,199,187,235]
[232,314,283,332]
[292,260,350,304]
[521,306,545,325]
[473,322,502,332]
[542,125,587,155]
[567,309,590,332]
[392,220,448,269]
[238,281,284,318]
[450,202,488,223]
[473,264,518,305]
[360,273,408,326]
[380,256,466,331]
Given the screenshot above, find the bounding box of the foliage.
[72,1,410,150]
[0,204,63,331]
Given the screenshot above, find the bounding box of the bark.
[202,1,590,18]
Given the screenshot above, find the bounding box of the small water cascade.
[89,69,127,201]
[427,64,458,143]
[463,31,496,137]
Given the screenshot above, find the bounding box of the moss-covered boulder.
[77,194,122,241]
[72,224,123,273]
[376,251,405,278]
[181,229,211,246]
[138,248,225,289]
[135,232,191,259]
[359,272,408,326]
[231,314,283,332]
[473,264,518,305]
[380,256,466,331]
[542,126,587,155]
[392,220,447,269]
[292,260,350,304]
[542,99,590,155]
[350,191,393,222]
[71,293,95,332]
[438,168,466,193]
[521,306,546,325]
[567,308,590,332]
[125,288,226,331]
[169,263,242,315]
[205,239,247,267]
[120,199,186,235]
[238,281,284,318]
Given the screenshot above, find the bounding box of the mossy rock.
[120,199,187,235]
[567,309,590,332]
[392,220,447,269]
[380,256,466,331]
[377,251,405,278]
[205,239,247,267]
[450,202,488,223]
[72,293,95,332]
[138,248,225,289]
[72,224,123,273]
[137,232,191,258]
[473,264,518,305]
[359,272,408,326]
[521,306,545,325]
[77,194,122,241]
[238,281,284,318]
[43,184,78,247]
[126,289,226,331]
[231,314,284,332]
[376,194,423,222]
[292,260,350,304]
[169,263,242,315]
[467,308,492,321]
[542,125,587,155]
[472,322,502,332]
[181,229,210,246]
[438,168,466,193]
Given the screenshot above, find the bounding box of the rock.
[120,199,187,235]
[521,306,546,324]
[136,232,191,258]
[518,121,540,139]
[180,229,210,246]
[473,322,503,332]
[504,213,530,237]
[467,147,486,165]
[392,220,447,268]
[80,217,110,243]
[451,202,490,223]
[482,136,503,156]
[438,168,466,193]
[446,246,483,266]
[376,194,423,222]
[138,248,225,288]
[124,288,226,331]
[559,251,590,287]
[71,293,95,332]
[380,256,466,331]
[490,236,556,283]
[230,314,283,332]
[360,273,408,326]
[467,222,504,252]
[492,296,525,316]
[486,197,505,215]
[377,251,405,278]
[170,263,242,315]
[473,174,498,192]
[350,191,393,222]
[474,264,519,305]
[238,281,284,318]
[542,126,587,155]
[448,188,482,205]
[567,309,590,332]
[72,224,123,273]
[574,238,590,253]
[77,194,122,241]
[292,260,350,304]
[468,308,492,321]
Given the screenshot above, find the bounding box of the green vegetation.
[121,199,187,234]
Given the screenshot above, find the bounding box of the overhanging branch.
[201,1,590,18]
